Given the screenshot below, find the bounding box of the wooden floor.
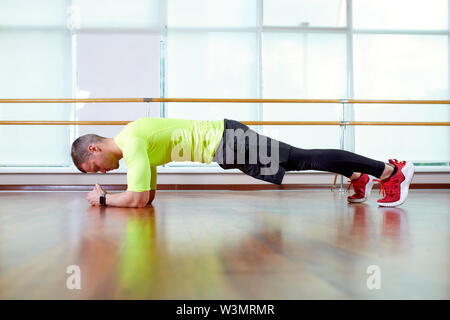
[0,189,448,300]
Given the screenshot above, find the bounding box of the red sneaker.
[347,174,375,203]
[375,159,415,207]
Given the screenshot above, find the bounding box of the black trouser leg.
[280,147,386,179]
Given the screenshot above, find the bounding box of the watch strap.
[99,192,107,206]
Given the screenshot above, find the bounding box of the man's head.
[71,134,120,173]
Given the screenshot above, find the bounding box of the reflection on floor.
[0,189,448,299]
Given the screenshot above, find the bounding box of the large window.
[353,34,448,162]
[352,0,449,164]
[0,0,71,166]
[0,0,161,171]
[0,0,449,170]
[166,0,450,167]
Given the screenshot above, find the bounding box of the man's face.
[81,150,120,174]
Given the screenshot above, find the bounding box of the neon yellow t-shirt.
[114,117,224,192]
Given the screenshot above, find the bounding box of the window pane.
[0,0,67,27]
[355,126,449,163]
[75,32,161,172]
[354,35,447,99]
[354,34,449,163]
[168,0,257,27]
[263,0,346,27]
[167,32,258,121]
[262,33,346,148]
[0,31,72,166]
[75,0,162,29]
[353,0,448,30]
[354,105,449,162]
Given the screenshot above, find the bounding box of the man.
[71,117,414,208]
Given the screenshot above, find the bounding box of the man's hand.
[87,183,105,206]
[86,185,152,208]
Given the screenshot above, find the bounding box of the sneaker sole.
[378,162,415,207]
[348,197,367,203]
[347,176,374,203]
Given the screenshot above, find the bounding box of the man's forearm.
[104,191,138,208]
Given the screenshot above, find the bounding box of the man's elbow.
[136,196,150,208]
[126,190,154,208]
[129,200,148,208]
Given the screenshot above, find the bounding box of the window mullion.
[345,0,355,153]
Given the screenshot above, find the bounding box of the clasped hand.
[87,183,105,206]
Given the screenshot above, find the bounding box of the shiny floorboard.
[0,189,448,299]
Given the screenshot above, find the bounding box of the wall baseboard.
[0,171,448,187]
[0,184,449,191]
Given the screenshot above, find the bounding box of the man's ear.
[88,144,100,153]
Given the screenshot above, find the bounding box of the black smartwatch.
[99,192,107,206]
